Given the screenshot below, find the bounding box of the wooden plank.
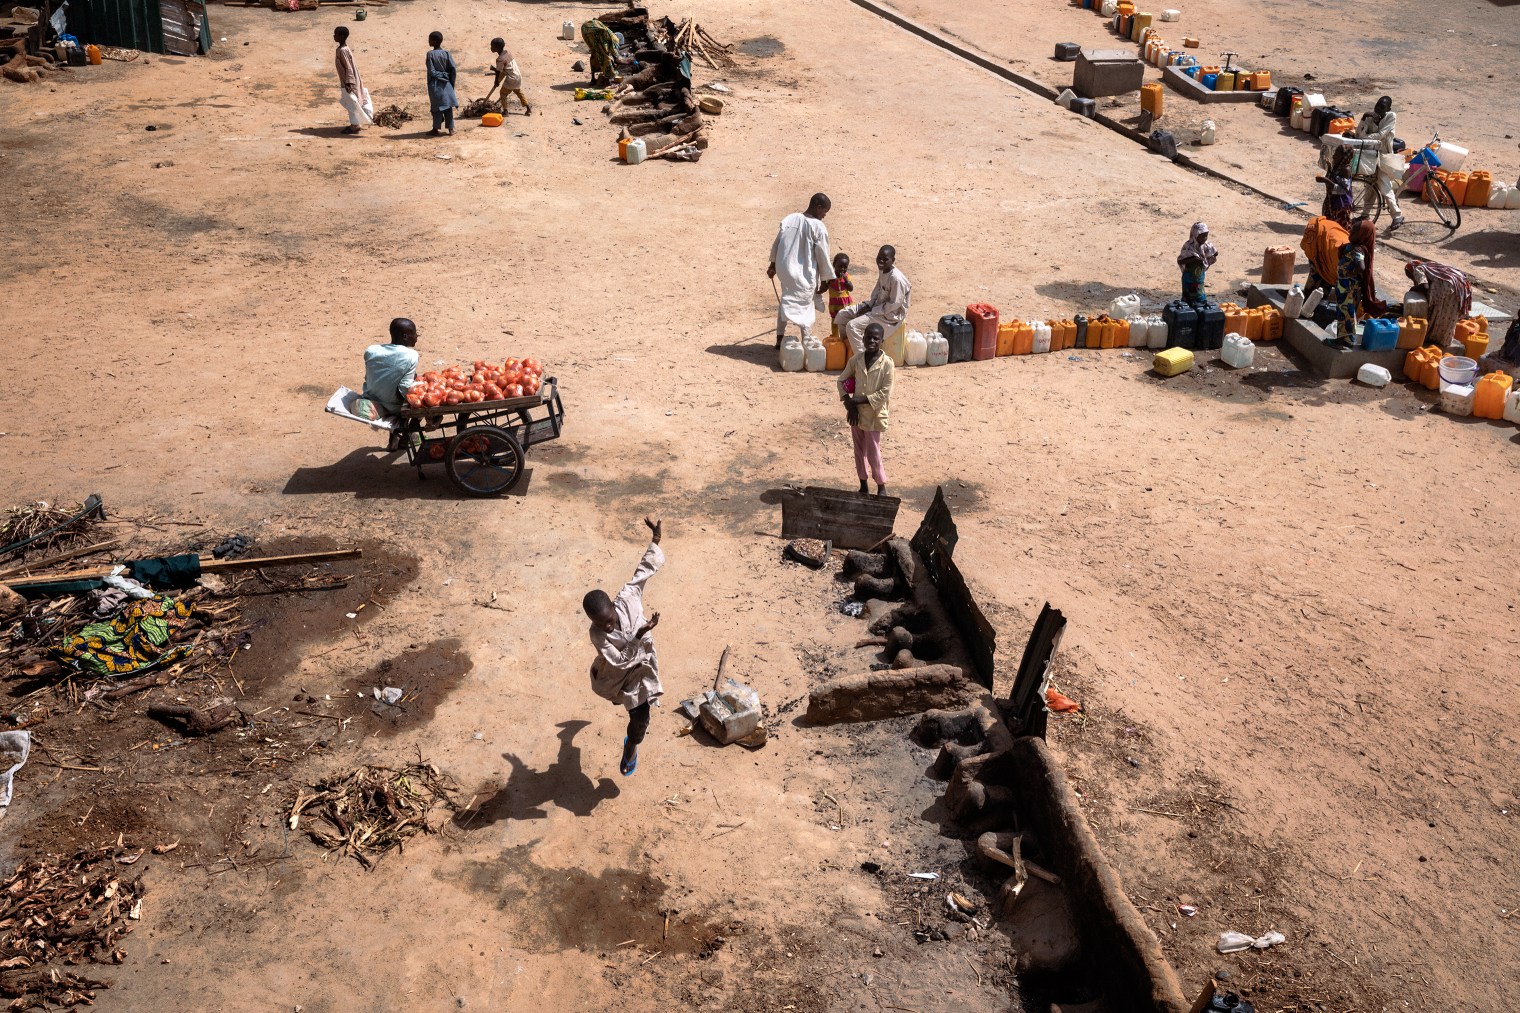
[911,490,995,688]
[0,539,123,579]
[780,486,899,550]
[2,548,362,590]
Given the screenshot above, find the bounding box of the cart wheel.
[445,425,524,497]
[1352,177,1383,223]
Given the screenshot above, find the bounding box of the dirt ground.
[3,0,1519,1010]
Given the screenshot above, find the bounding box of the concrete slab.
[1247,285,1407,379]
[1163,64,1266,104]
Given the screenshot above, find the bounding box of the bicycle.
[1350,131,1461,231]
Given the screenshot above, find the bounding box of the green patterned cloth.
[50,595,194,677]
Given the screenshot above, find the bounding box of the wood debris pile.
[671,19,735,71]
[594,8,731,162]
[0,498,104,563]
[372,104,412,128]
[0,846,148,1008]
[288,761,460,869]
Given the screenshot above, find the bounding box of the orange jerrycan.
[996,321,1018,357]
[1465,171,1491,208]
[824,335,848,371]
[1012,320,1035,355]
[1473,373,1512,419]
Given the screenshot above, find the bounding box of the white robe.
[770,212,834,331]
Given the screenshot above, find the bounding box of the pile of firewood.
[0,845,148,1007]
[1,51,66,85]
[287,761,460,869]
[672,19,735,71]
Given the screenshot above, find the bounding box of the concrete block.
[1073,49,1144,99]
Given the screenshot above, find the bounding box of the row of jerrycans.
[936,312,1174,359]
[1218,303,1285,341]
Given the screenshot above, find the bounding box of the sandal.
[619,737,638,777]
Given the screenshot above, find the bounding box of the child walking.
[583,517,664,777]
[821,252,854,336]
[486,37,532,115]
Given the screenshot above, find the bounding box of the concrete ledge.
[1162,64,1267,103]
[1003,737,1190,1013]
[1247,284,1406,379]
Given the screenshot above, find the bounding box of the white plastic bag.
[1283,283,1305,319]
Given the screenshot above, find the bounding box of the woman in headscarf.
[1177,222,1218,305]
[1317,146,1355,229]
[1331,218,1385,346]
[1405,260,1473,350]
[581,19,620,85]
[425,31,458,136]
[1300,215,1350,297]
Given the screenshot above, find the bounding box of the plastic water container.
[1490,184,1511,209]
[825,335,848,370]
[1438,355,1478,386]
[1433,141,1468,173]
[1109,293,1143,318]
[1032,321,1052,354]
[1439,381,1475,417]
[1056,88,1078,110]
[562,19,575,40]
[1153,347,1193,376]
[1361,318,1399,352]
[1199,120,1217,145]
[1221,333,1255,368]
[1163,300,1198,349]
[1301,288,1324,318]
[803,338,827,372]
[1504,389,1520,425]
[1127,315,1147,347]
[1159,8,1179,20]
[1101,0,1118,14]
[698,678,761,745]
[1074,314,1088,348]
[905,330,928,366]
[625,138,648,164]
[1283,283,1305,319]
[1216,331,1252,366]
[925,330,949,366]
[778,338,805,372]
[966,304,1000,360]
[1357,364,1392,387]
[1473,372,1512,419]
[1197,302,1226,350]
[1147,315,1167,349]
[1507,188,1520,211]
[939,314,973,363]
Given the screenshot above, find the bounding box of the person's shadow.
[453,720,618,829]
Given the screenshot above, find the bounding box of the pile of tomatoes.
[404,357,545,409]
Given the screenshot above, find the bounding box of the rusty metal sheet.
[779,486,900,550]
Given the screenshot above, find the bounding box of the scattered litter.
[1218,929,1286,954]
[837,599,864,618]
[704,81,730,93]
[0,730,30,808]
[947,892,979,916]
[1178,904,1198,917]
[372,686,403,705]
[906,872,939,881]
[1045,688,1082,714]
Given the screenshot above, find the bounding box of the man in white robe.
[834,246,912,355]
[334,26,373,134]
[768,193,834,348]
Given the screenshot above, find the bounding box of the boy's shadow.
[453,720,619,829]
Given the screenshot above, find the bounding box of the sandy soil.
[879,0,1520,290]
[3,0,1519,1010]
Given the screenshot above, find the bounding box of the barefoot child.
[486,37,532,115]
[821,252,854,336]
[583,517,664,776]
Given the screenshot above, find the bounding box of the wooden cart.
[389,378,565,497]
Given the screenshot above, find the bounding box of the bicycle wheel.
[1352,177,1383,223]
[445,425,524,497]
[1423,177,1461,230]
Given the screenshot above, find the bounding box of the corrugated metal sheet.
[158,0,199,56]
[80,0,210,55]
